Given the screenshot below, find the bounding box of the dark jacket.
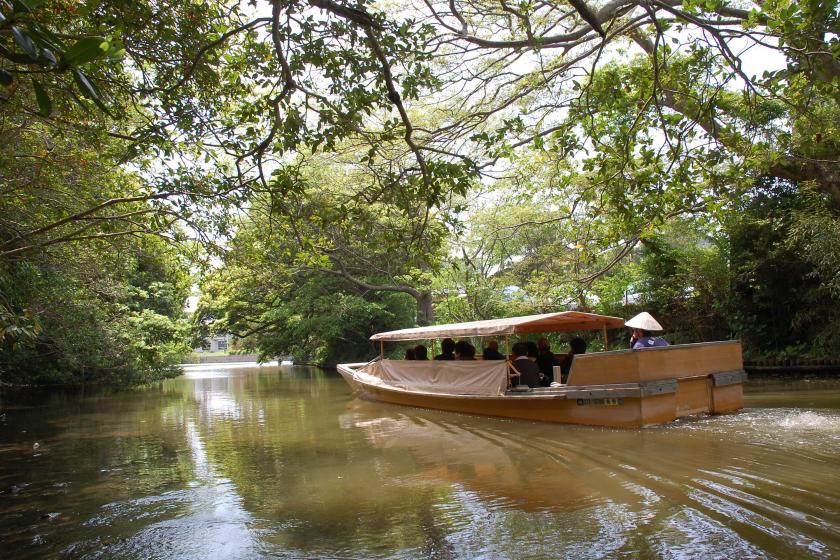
[559,355,574,383]
[510,358,541,388]
[482,348,505,360]
[536,349,556,384]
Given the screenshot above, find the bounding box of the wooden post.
[505,335,511,388]
[380,340,384,358]
[602,325,609,351]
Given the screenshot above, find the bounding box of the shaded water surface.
[1,366,839,559]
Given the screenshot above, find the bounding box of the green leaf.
[11,26,39,60]
[11,0,32,12]
[32,78,51,116]
[40,48,57,65]
[72,68,112,116]
[26,23,65,52]
[0,43,36,64]
[15,0,47,10]
[72,68,100,100]
[0,69,12,86]
[63,36,107,66]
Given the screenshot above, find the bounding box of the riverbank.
[745,358,840,377]
[181,353,262,364]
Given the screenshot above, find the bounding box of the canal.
[1,365,839,558]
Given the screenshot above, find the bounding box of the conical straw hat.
[624,312,663,331]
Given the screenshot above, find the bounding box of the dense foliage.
[727,182,840,358]
[0,0,199,384]
[191,156,434,364]
[0,235,191,385]
[440,177,840,361]
[0,106,193,383]
[2,0,839,375]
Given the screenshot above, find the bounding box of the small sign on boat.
[576,398,624,406]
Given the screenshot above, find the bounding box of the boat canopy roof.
[370,311,626,342]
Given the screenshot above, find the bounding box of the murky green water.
[1,365,839,559]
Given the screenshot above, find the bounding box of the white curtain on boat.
[362,359,509,396]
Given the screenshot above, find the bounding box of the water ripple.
[687,484,831,558]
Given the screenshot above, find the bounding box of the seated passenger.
[434,338,456,360]
[454,340,476,360]
[404,347,416,360]
[509,342,541,388]
[625,312,670,349]
[558,337,587,384]
[526,341,539,361]
[414,344,428,360]
[536,337,557,385]
[482,340,505,360]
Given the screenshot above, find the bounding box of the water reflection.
[0,367,839,558]
[87,420,261,560]
[339,400,840,558]
[340,403,606,511]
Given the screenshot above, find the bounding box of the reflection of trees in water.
[745,382,840,412]
[0,386,199,553]
[343,403,605,512]
[4,369,838,557]
[181,367,463,556]
[2,385,197,487]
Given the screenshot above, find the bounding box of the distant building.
[195,334,234,353]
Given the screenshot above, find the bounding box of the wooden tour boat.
[337,312,746,428]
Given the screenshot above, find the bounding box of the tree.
[6,0,838,228]
[196,266,416,365]
[5,0,840,373]
[1,0,234,384]
[193,193,424,364]
[0,234,192,384]
[727,178,840,357]
[7,0,837,261]
[419,0,837,194]
[1,0,256,262]
[402,0,839,292]
[264,151,453,326]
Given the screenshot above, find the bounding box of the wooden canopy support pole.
[380,340,384,358]
[602,325,609,351]
[504,335,512,388]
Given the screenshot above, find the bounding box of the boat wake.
[341,402,840,558]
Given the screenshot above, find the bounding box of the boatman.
[626,312,670,349]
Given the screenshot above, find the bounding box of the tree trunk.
[770,160,840,210]
[416,291,434,326]
[323,258,435,326]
